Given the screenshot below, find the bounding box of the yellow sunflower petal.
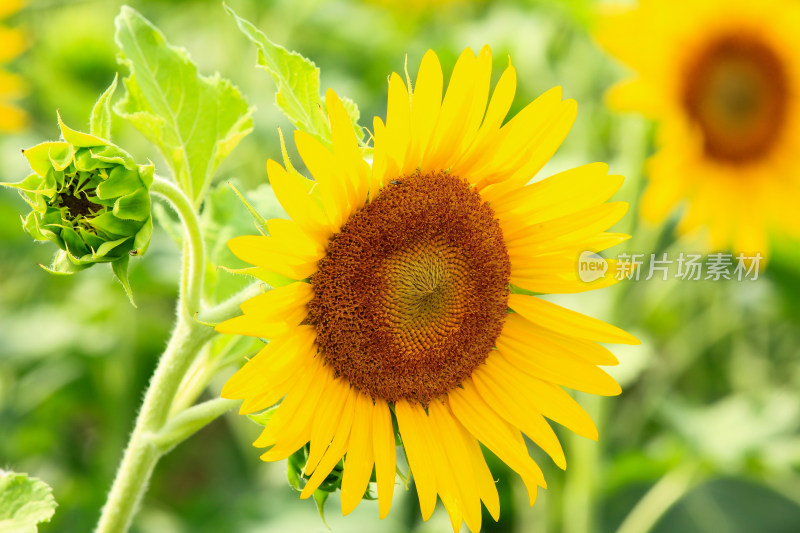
[471,361,567,469]
[372,399,397,519]
[496,315,622,396]
[305,375,351,476]
[485,353,599,440]
[327,88,371,210]
[294,130,351,228]
[449,380,545,505]
[487,163,624,223]
[455,414,500,521]
[221,325,315,408]
[341,392,376,515]
[422,46,483,172]
[300,388,357,499]
[429,401,484,533]
[508,293,639,345]
[0,101,27,132]
[453,59,517,172]
[406,50,443,173]
[266,159,330,235]
[227,234,319,279]
[503,202,629,252]
[395,399,438,520]
[257,357,327,458]
[382,72,411,176]
[411,404,465,533]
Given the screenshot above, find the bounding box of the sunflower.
[596,0,800,255]
[218,46,637,532]
[0,0,28,133]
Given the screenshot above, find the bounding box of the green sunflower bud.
[3,113,153,305]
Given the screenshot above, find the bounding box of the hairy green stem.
[96,176,212,533]
[95,318,213,533]
[151,176,206,319]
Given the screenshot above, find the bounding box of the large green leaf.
[114,6,254,206]
[225,4,362,145]
[652,478,800,533]
[0,472,57,533]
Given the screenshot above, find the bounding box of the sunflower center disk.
[683,34,789,163]
[307,171,511,405]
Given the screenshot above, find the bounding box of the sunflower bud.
[3,114,153,304]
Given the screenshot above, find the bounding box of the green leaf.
[111,253,137,308]
[651,478,800,533]
[225,4,363,144]
[90,74,118,140]
[224,4,327,142]
[0,471,57,533]
[114,6,254,206]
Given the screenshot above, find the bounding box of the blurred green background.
[2,0,800,532]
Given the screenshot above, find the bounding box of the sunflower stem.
[562,394,603,533]
[96,176,217,533]
[95,318,214,533]
[151,176,206,320]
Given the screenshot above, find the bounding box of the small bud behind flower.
[2,114,154,305]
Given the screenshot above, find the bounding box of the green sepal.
[57,111,106,148]
[21,212,46,241]
[22,142,66,176]
[2,173,46,194]
[39,250,92,275]
[47,142,74,172]
[93,236,131,260]
[312,491,331,530]
[90,145,137,169]
[90,74,119,140]
[112,253,137,308]
[96,166,141,200]
[131,217,154,256]
[113,189,151,221]
[247,405,278,426]
[87,212,141,238]
[509,284,545,297]
[227,181,267,235]
[74,149,114,172]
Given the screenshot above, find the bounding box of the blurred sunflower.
[219,46,637,532]
[597,0,800,255]
[0,0,28,132]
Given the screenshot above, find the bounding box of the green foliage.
[224,4,363,146]
[200,179,285,303]
[0,472,57,533]
[114,6,254,207]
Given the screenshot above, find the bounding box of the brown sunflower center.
[682,34,789,163]
[307,171,510,405]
